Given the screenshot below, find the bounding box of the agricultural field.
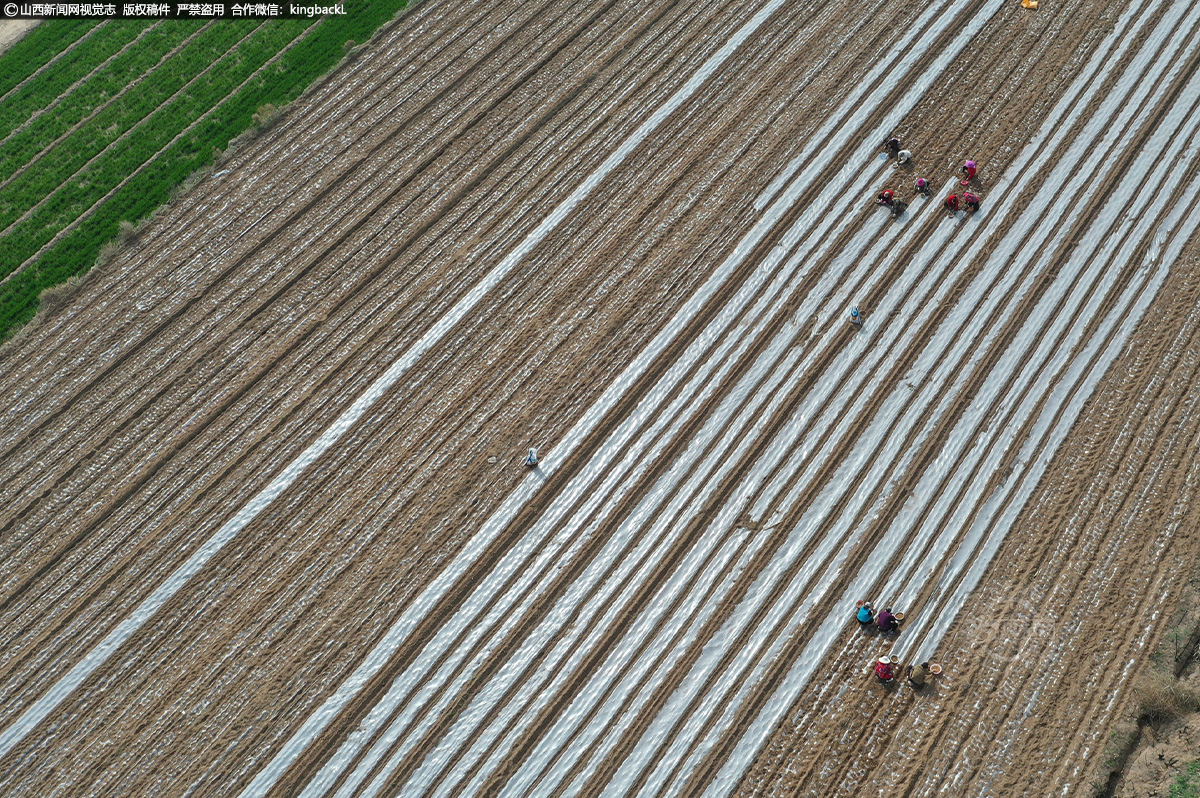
[0,5,406,341]
[2,0,1200,796]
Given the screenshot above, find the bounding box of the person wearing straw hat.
[874,656,895,683]
[907,661,930,689]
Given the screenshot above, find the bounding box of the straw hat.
[878,656,891,665]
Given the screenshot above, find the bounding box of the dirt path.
[0,20,38,56]
[1,0,1198,796]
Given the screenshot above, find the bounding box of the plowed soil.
[2,0,1199,796]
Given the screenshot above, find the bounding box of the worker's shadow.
[528,464,548,483]
[909,677,942,698]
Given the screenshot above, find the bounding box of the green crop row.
[0,21,259,231]
[0,19,310,279]
[0,1,408,341]
[0,21,153,141]
[0,23,203,175]
[0,20,99,100]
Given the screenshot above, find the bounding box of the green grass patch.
[0,20,100,99]
[0,22,203,174]
[1171,759,1200,798]
[0,20,315,278]
[0,21,256,233]
[0,21,152,141]
[0,2,408,341]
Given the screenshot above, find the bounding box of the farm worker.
[526,448,538,467]
[874,658,895,682]
[915,177,931,195]
[907,661,930,688]
[857,603,874,623]
[962,159,977,180]
[885,137,902,155]
[876,606,898,632]
[944,193,959,212]
[850,306,864,326]
[896,149,913,164]
[963,191,981,212]
[877,189,895,206]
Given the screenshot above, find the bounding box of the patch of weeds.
[1136,670,1200,726]
[251,102,279,128]
[1170,759,1200,798]
[37,273,84,319]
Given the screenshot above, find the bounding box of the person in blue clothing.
[856,602,875,624]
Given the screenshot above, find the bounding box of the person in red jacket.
[963,191,980,212]
[944,193,959,212]
[962,159,977,182]
[874,658,895,682]
[877,189,895,206]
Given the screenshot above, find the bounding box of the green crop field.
[0,3,407,343]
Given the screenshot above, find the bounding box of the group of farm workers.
[855,601,938,689]
[876,136,982,217]
[873,657,933,688]
[855,601,899,633]
[852,139,983,326]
